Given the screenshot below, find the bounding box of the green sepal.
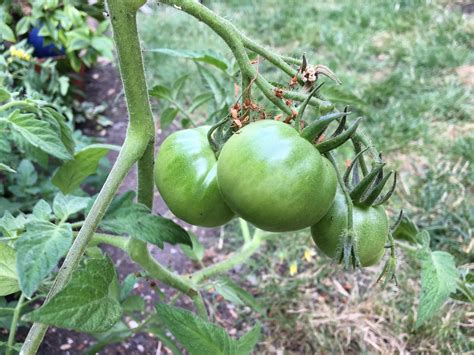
[359,170,394,207]
[374,172,398,206]
[343,147,369,186]
[316,117,361,154]
[349,162,385,203]
[300,111,349,142]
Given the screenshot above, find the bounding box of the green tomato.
[154,126,234,227]
[311,189,388,267]
[217,120,337,232]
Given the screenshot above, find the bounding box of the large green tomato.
[217,120,337,232]
[154,126,234,227]
[311,189,389,267]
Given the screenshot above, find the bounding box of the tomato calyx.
[337,228,361,269]
[377,210,403,286]
[344,151,397,208]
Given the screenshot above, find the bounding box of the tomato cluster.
[155,115,393,268]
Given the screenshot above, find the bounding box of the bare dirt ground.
[34,63,223,354]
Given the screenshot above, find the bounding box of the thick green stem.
[127,239,197,296]
[74,232,129,251]
[21,1,153,353]
[21,139,146,355]
[137,140,155,208]
[191,230,265,284]
[239,218,251,243]
[6,293,25,355]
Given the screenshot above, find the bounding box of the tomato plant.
[0,0,468,354]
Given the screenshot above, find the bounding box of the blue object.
[27,26,65,58]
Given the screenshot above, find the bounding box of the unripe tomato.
[311,189,388,267]
[217,120,337,232]
[155,126,234,227]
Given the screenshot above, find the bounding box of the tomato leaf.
[0,243,20,296]
[52,144,118,194]
[0,87,11,102]
[52,193,91,221]
[100,194,191,248]
[321,85,366,108]
[189,92,214,113]
[0,21,15,42]
[31,200,52,221]
[416,231,459,328]
[7,110,72,161]
[156,303,260,355]
[213,277,264,313]
[149,85,172,101]
[160,107,179,129]
[148,48,228,71]
[24,257,122,332]
[15,221,72,297]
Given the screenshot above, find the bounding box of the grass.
[137,0,473,352]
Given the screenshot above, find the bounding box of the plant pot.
[27,26,65,58]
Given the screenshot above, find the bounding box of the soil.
[32,62,224,354]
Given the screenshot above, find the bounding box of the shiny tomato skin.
[216,120,337,232]
[311,189,388,267]
[154,126,234,227]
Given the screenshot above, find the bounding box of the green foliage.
[1,1,113,71]
[414,231,459,327]
[156,303,261,355]
[25,257,122,332]
[0,243,19,296]
[100,192,192,248]
[52,144,120,194]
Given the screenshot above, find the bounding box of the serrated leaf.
[7,110,72,160]
[189,92,214,113]
[0,211,26,237]
[52,193,91,221]
[15,221,72,296]
[52,144,118,194]
[321,85,365,108]
[236,323,261,354]
[25,257,122,332]
[160,107,179,129]
[416,247,459,327]
[119,273,139,302]
[156,304,235,355]
[215,277,263,313]
[214,280,244,305]
[15,16,31,35]
[32,200,52,221]
[393,216,419,244]
[0,21,15,42]
[122,295,145,313]
[148,48,228,71]
[180,233,204,261]
[0,243,20,296]
[172,74,189,99]
[100,200,191,249]
[197,65,226,106]
[149,85,172,100]
[0,87,11,102]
